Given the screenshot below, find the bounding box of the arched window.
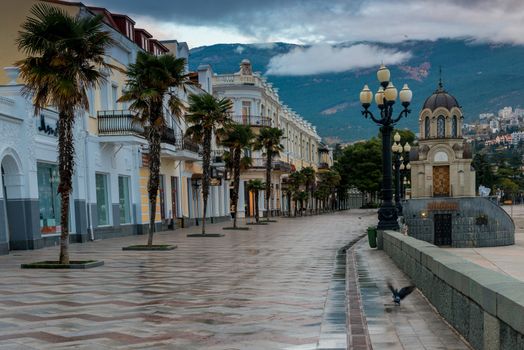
[437,115,445,138]
[452,115,458,137]
[424,117,430,138]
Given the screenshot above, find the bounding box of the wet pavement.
[354,241,471,350]
[445,204,524,282]
[0,210,376,349]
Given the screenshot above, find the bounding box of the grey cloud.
[85,0,524,45]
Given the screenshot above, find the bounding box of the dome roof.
[422,82,460,111]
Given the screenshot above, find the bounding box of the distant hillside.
[189,39,524,143]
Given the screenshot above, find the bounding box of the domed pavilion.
[410,81,475,198]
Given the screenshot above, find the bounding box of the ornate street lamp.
[392,134,403,216]
[359,65,412,230]
[400,145,411,200]
[393,136,412,216]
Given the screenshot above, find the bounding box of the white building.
[213,59,323,217]
[0,1,229,254]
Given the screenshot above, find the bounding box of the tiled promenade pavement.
[354,241,471,350]
[0,210,376,350]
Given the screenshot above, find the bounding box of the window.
[452,116,458,137]
[111,84,118,110]
[100,82,109,110]
[37,163,61,234]
[437,116,445,138]
[87,88,95,117]
[118,176,131,224]
[242,101,251,125]
[424,117,430,138]
[96,173,110,226]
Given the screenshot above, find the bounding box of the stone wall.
[381,230,524,349]
[403,197,515,247]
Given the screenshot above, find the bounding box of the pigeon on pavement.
[387,281,416,305]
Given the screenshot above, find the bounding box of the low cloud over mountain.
[266,44,412,76]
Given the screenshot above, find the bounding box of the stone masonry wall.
[403,197,515,247]
[381,230,524,350]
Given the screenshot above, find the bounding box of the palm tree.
[288,171,305,217]
[119,51,188,246]
[16,4,113,264]
[254,127,284,221]
[300,167,316,214]
[186,93,232,234]
[246,179,265,223]
[221,124,254,228]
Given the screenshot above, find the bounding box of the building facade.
[213,59,322,217]
[410,82,476,198]
[0,0,229,254]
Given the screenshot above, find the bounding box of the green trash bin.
[367,226,377,248]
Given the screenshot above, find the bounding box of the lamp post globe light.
[359,65,412,230]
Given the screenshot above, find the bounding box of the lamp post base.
[395,201,403,217]
[377,204,399,231]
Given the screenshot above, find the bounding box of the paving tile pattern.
[346,245,372,350]
[0,210,376,349]
[355,241,472,350]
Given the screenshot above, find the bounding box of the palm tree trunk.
[201,129,212,235]
[147,127,162,246]
[57,112,75,265]
[265,150,271,221]
[232,148,241,228]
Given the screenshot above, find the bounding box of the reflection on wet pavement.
[0,210,376,349]
[355,241,471,350]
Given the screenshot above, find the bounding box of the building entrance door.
[434,214,452,246]
[1,166,9,245]
[171,176,178,219]
[433,166,450,197]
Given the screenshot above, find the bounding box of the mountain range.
[188,39,524,143]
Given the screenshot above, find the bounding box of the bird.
[387,281,416,305]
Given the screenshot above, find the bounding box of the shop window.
[37,162,61,234]
[118,176,131,224]
[96,173,110,226]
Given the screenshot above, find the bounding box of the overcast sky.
[86,0,524,47]
[84,0,524,75]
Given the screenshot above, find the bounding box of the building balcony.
[231,115,272,127]
[249,158,292,173]
[157,128,201,161]
[318,162,330,170]
[214,74,258,86]
[97,110,146,145]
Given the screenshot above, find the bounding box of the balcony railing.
[318,162,330,169]
[250,158,292,172]
[175,135,200,153]
[161,127,177,145]
[214,74,258,86]
[231,115,272,127]
[97,110,144,136]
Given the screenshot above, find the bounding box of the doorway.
[171,176,178,219]
[433,166,450,197]
[434,214,452,246]
[1,166,9,245]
